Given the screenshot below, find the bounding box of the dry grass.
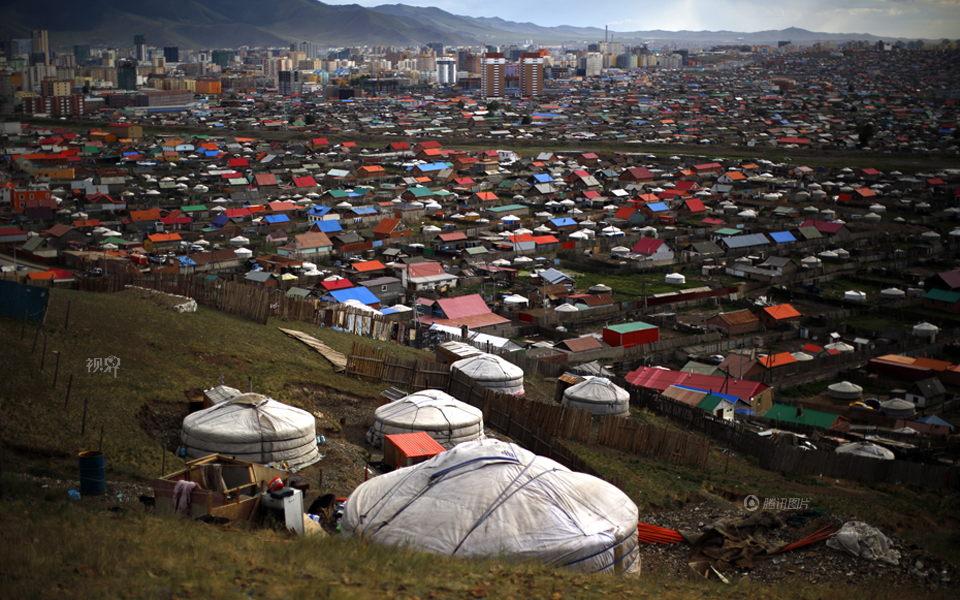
[2,477,955,600]
[0,288,433,480]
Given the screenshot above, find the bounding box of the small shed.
[383,432,446,469]
[603,322,659,348]
[697,395,735,420]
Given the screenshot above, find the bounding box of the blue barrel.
[78,451,106,496]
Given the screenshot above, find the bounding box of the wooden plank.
[278,327,348,372]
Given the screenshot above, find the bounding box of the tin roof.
[384,432,446,459]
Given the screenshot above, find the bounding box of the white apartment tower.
[437,57,457,85]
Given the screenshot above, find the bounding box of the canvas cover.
[562,377,630,416]
[342,439,640,575]
[367,389,484,449]
[451,354,524,395]
[181,393,318,466]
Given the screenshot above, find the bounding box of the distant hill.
[374,5,920,45]
[0,0,925,51]
[0,0,478,50]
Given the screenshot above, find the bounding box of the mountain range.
[0,0,917,51]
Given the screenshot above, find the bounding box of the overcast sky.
[331,0,960,40]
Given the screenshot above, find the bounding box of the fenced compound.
[272,294,396,342]
[762,444,958,489]
[82,273,399,340]
[84,273,271,324]
[621,380,959,490]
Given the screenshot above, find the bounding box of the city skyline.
[327,0,960,40]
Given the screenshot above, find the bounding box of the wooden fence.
[345,342,388,383]
[85,273,270,324]
[484,392,593,444]
[381,356,451,391]
[596,415,710,468]
[760,444,958,489]
[272,295,396,342]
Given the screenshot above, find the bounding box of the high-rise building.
[118,62,138,90]
[41,77,71,97]
[518,52,543,97]
[31,30,49,64]
[278,70,302,96]
[23,64,57,93]
[211,50,232,68]
[163,46,180,63]
[10,39,32,58]
[134,34,147,63]
[426,43,444,56]
[480,53,505,98]
[0,71,15,115]
[74,44,91,65]
[579,52,602,77]
[292,41,321,59]
[436,57,457,86]
[263,57,292,84]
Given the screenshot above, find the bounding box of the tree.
[305,114,317,125]
[487,100,501,113]
[82,83,90,95]
[457,99,465,110]
[521,114,532,125]
[856,122,875,147]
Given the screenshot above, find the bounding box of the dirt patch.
[312,439,374,500]
[284,382,381,431]
[119,287,195,311]
[638,497,958,588]
[136,400,190,453]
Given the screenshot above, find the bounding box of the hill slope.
[0,0,477,49]
[374,4,914,44]
[0,287,430,479]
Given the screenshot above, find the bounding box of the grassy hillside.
[0,287,431,480]
[1,286,958,599]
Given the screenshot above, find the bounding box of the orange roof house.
[759,304,801,329]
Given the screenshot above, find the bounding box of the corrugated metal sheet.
[0,281,49,322]
[384,432,446,459]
